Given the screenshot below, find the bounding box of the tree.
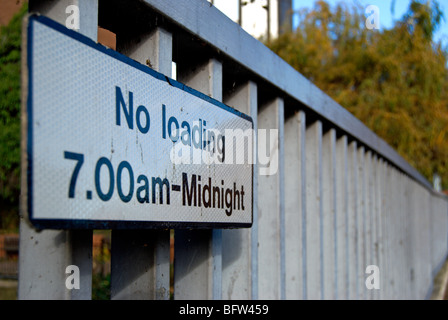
[269,0,448,189]
[0,3,27,229]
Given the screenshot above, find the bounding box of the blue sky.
[292,0,448,47]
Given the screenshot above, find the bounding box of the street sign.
[22,14,253,229]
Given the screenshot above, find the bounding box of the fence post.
[378,159,387,299]
[356,146,366,299]
[372,155,381,300]
[305,120,323,300]
[221,81,258,299]
[336,135,348,300]
[110,27,172,300]
[173,58,223,300]
[284,110,306,299]
[383,162,392,299]
[322,128,337,299]
[19,0,98,300]
[364,151,374,300]
[257,97,285,299]
[347,141,358,299]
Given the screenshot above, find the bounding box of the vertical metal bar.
[174,59,223,300]
[210,60,224,301]
[284,111,305,299]
[305,120,323,300]
[405,174,414,299]
[322,128,336,299]
[69,230,93,300]
[417,182,426,299]
[383,163,392,299]
[399,172,407,299]
[212,228,222,300]
[347,141,358,299]
[110,27,172,300]
[222,82,258,299]
[117,27,172,76]
[110,231,156,300]
[388,166,397,299]
[440,196,448,267]
[429,193,435,277]
[336,135,348,300]
[363,151,370,299]
[398,171,405,299]
[357,147,365,299]
[173,230,212,299]
[221,82,258,299]
[391,167,400,299]
[376,158,385,300]
[392,169,398,299]
[412,182,423,298]
[29,0,98,41]
[377,157,384,300]
[365,151,373,300]
[250,87,259,301]
[429,193,447,280]
[421,187,432,299]
[278,100,286,300]
[318,122,324,301]
[19,0,97,300]
[19,225,80,299]
[403,173,410,299]
[382,163,389,299]
[402,173,409,299]
[371,155,379,300]
[300,111,307,300]
[381,163,389,299]
[408,174,417,299]
[257,98,283,299]
[59,1,97,298]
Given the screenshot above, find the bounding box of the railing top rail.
[142,0,432,190]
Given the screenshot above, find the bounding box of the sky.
[292,0,448,47]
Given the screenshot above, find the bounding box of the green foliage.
[269,0,448,189]
[0,3,27,208]
[92,273,111,300]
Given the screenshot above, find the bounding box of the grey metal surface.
[305,120,323,300]
[284,111,305,299]
[257,98,284,299]
[336,135,348,300]
[322,129,337,299]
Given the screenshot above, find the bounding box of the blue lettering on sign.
[63,150,245,217]
[115,86,150,134]
[115,85,225,162]
[161,104,225,162]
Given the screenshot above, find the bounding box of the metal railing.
[18,0,448,300]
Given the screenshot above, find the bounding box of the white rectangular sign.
[22,15,253,229]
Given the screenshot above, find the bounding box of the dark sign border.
[22,14,253,230]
